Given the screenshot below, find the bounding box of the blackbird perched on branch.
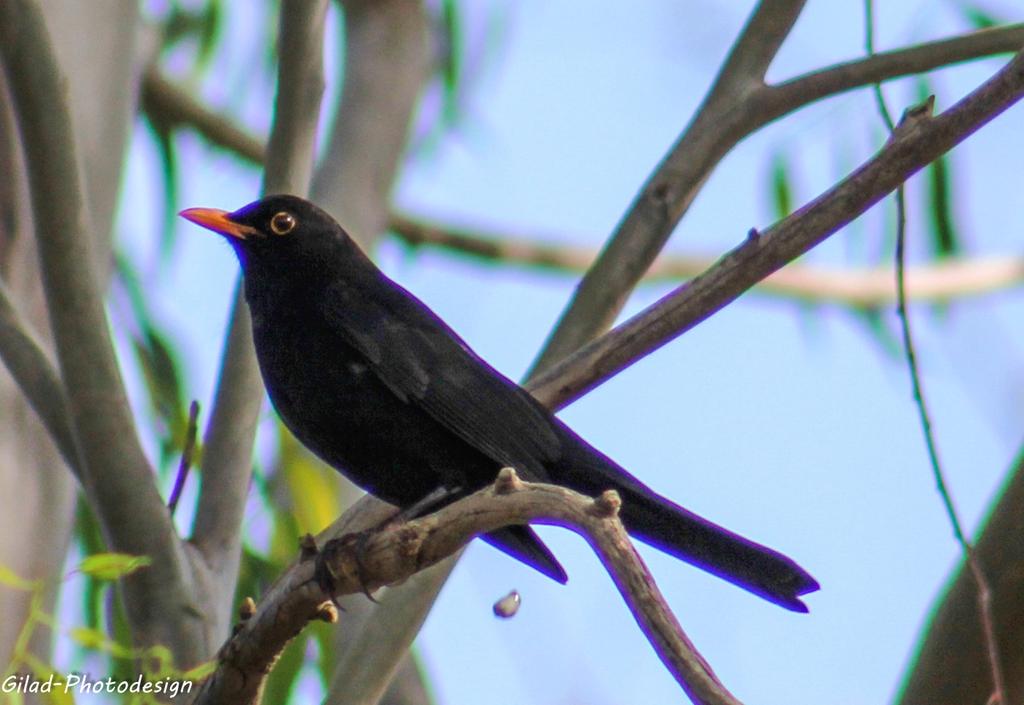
[181,195,818,611]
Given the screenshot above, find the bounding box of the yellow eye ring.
[270,211,296,235]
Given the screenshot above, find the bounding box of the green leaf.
[0,562,37,590]
[24,659,74,705]
[440,0,464,127]
[68,627,136,659]
[925,153,959,258]
[108,587,137,683]
[195,0,223,71]
[916,80,959,259]
[142,644,175,679]
[39,686,74,705]
[180,660,216,683]
[851,306,901,358]
[958,3,1000,29]
[160,0,224,67]
[278,424,341,534]
[73,500,107,632]
[114,253,190,470]
[770,151,794,220]
[76,553,152,581]
[150,117,180,266]
[234,545,280,607]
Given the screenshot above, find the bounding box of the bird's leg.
[350,486,462,600]
[312,530,388,605]
[314,486,464,604]
[393,485,462,523]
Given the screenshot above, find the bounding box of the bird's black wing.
[321,277,562,481]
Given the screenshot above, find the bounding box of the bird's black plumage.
[181,195,819,611]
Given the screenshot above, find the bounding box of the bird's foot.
[310,532,380,604]
[348,530,380,603]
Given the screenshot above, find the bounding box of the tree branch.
[140,65,265,164]
[191,0,330,641]
[527,0,807,377]
[526,48,1024,411]
[145,6,434,700]
[310,0,430,247]
[0,279,78,470]
[389,215,1024,305]
[138,21,1024,310]
[0,0,207,660]
[769,23,1024,112]
[526,18,1024,378]
[137,18,1024,695]
[195,469,741,705]
[140,23,1024,185]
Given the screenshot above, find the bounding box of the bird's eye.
[270,211,296,235]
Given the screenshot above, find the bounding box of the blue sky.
[112,2,1024,703]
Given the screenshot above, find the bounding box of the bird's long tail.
[556,444,819,612]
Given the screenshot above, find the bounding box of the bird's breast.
[249,302,477,503]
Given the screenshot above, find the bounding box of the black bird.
[181,195,818,611]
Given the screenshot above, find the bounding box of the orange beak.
[179,207,260,240]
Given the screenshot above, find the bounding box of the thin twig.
[195,470,742,705]
[389,215,1024,305]
[140,66,264,163]
[168,400,199,515]
[770,23,1024,112]
[865,4,1005,702]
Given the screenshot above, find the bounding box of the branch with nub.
[194,468,741,705]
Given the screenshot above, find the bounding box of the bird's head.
[179,194,355,278]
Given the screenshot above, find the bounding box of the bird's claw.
[312,538,343,610]
[311,532,379,605]
[349,531,380,603]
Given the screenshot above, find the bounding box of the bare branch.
[195,470,742,705]
[168,400,199,515]
[143,9,434,700]
[310,0,430,247]
[0,0,208,659]
[770,23,1024,112]
[389,215,1024,305]
[191,0,330,639]
[527,0,807,377]
[0,279,78,470]
[527,19,1024,378]
[263,1,329,197]
[324,555,453,705]
[141,23,1024,187]
[140,65,264,164]
[868,22,1005,699]
[136,19,1024,696]
[700,0,807,108]
[526,49,1024,410]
